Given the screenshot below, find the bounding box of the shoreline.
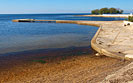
[1,19,132,82]
[76,14,131,18]
[0,46,94,71]
[0,46,130,82]
[12,19,131,60]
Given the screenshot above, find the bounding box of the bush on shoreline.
[91,8,123,14]
[128,16,133,22]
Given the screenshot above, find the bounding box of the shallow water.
[0,13,125,55]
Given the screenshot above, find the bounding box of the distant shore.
[77,14,133,18]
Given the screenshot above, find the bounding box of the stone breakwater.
[12,19,133,60]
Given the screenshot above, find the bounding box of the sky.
[0,0,133,14]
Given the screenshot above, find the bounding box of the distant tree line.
[91,8,123,14]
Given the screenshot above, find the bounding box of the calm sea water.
[0,13,125,55]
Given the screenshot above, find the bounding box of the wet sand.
[0,46,131,83]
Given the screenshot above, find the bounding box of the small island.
[79,8,133,18]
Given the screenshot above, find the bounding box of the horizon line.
[0,12,131,14]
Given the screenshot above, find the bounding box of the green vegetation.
[128,16,133,22]
[91,8,123,14]
[62,56,67,60]
[32,60,46,64]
